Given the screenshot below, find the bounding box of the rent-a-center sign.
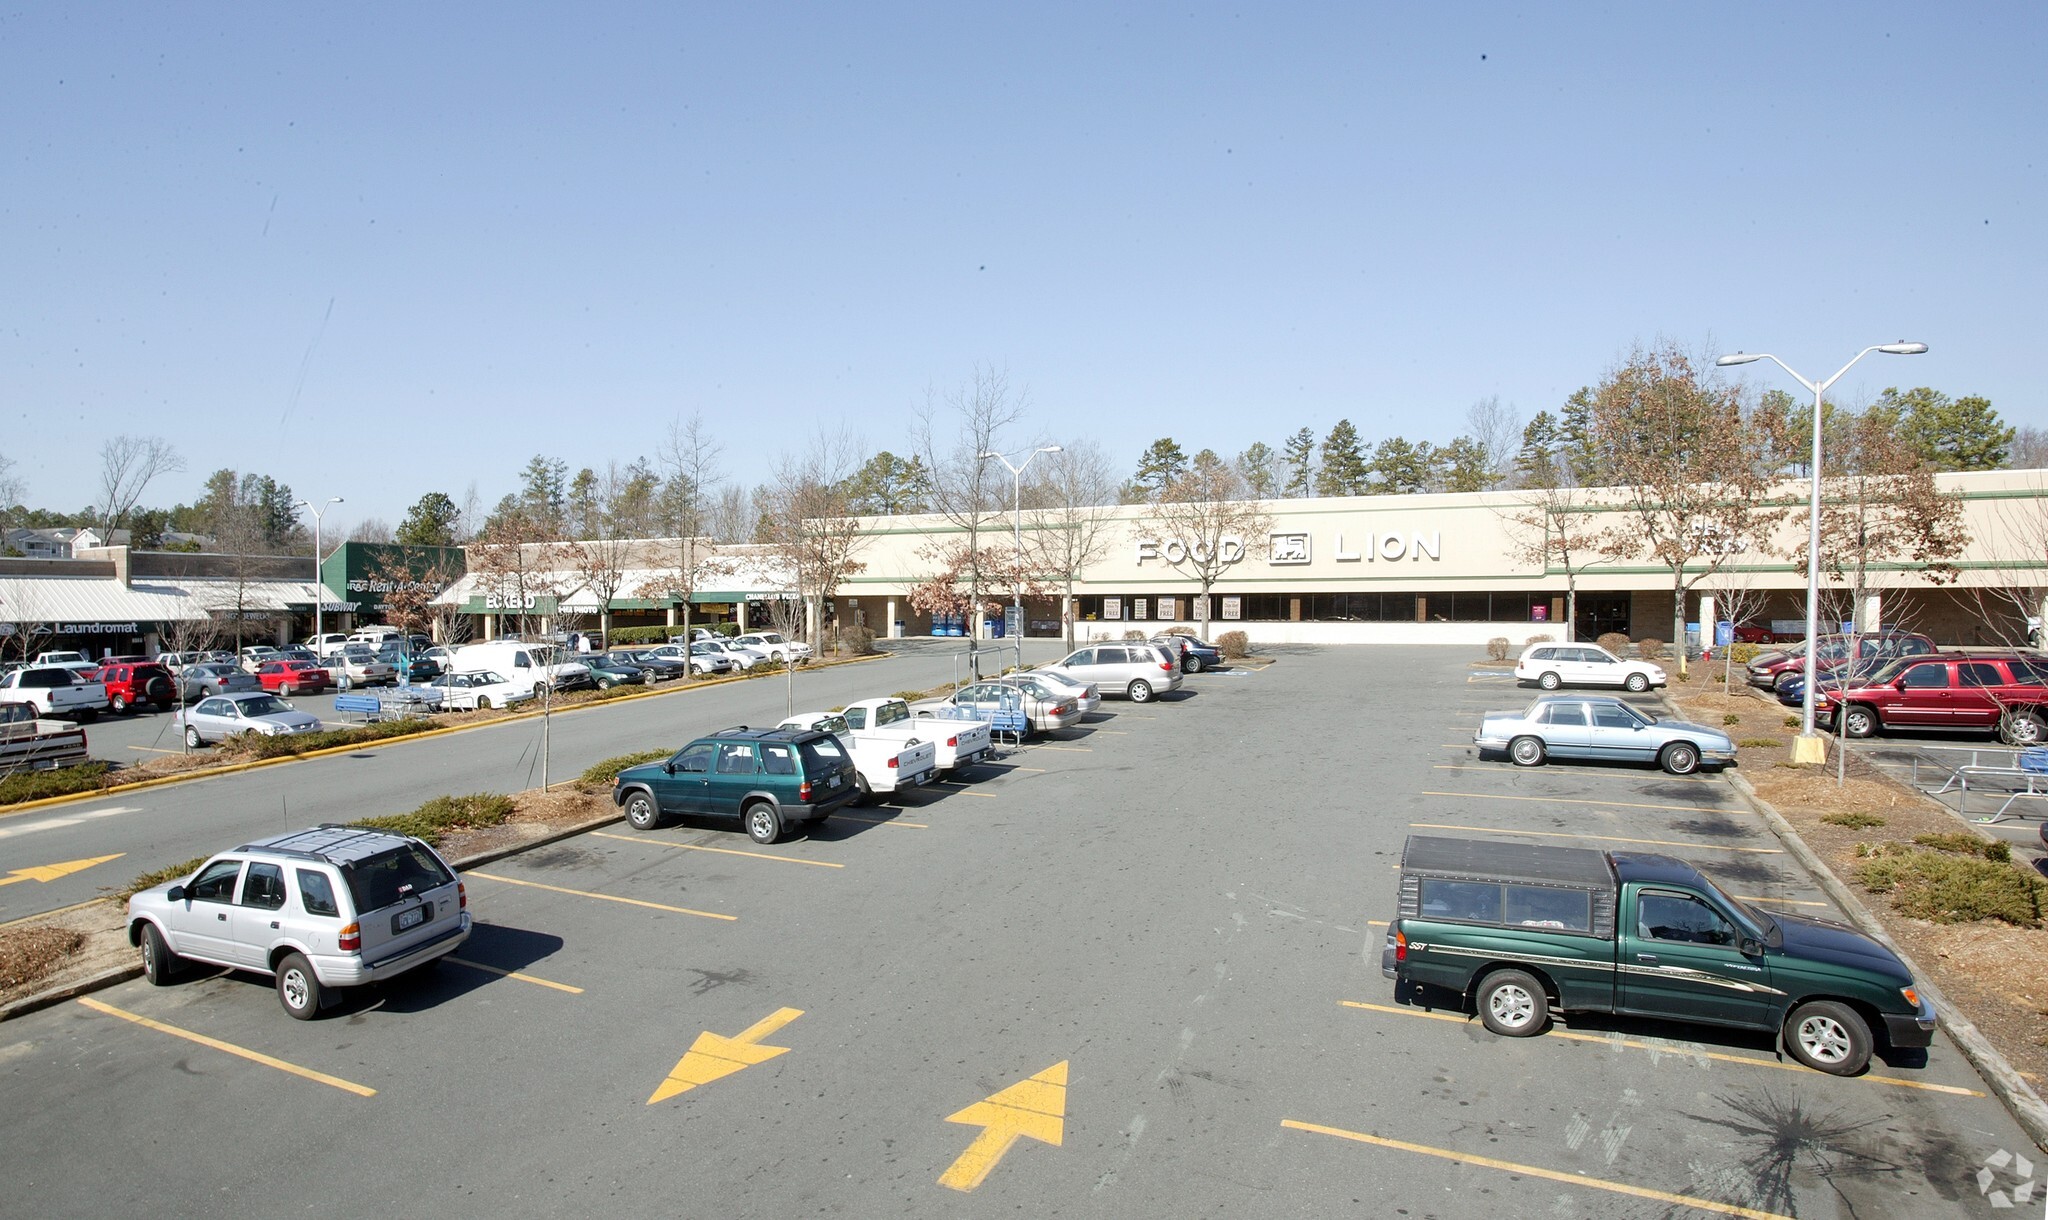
[1134,530,1443,567]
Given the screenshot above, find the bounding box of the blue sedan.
[1474,695,1737,776]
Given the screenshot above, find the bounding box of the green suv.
[613,726,860,843]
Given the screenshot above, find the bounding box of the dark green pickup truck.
[1381,835,1936,1076]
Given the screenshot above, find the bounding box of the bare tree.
[1148,452,1274,641]
[1708,568,1772,692]
[1589,341,1788,677]
[760,433,868,657]
[707,485,758,545]
[468,516,567,639]
[96,435,185,533]
[1465,396,1524,485]
[1497,484,1610,644]
[914,365,1026,675]
[372,552,470,648]
[644,415,725,645]
[1972,474,2048,648]
[349,517,395,544]
[1023,440,1122,651]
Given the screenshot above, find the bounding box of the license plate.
[827,774,840,788]
[396,906,425,931]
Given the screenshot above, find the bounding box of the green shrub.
[716,622,741,638]
[0,761,112,807]
[580,749,670,786]
[1216,631,1250,659]
[1723,713,1741,725]
[119,855,207,901]
[1596,632,1631,656]
[1739,737,1780,748]
[1727,642,1763,665]
[1783,715,1800,729]
[230,717,436,759]
[1486,637,1511,662]
[1913,832,2011,862]
[1821,811,1886,829]
[350,793,517,845]
[608,626,671,646]
[1855,844,2048,926]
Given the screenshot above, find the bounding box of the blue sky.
[4,3,2041,534]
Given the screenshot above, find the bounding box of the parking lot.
[0,648,2032,1217]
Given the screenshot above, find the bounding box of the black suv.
[613,726,860,843]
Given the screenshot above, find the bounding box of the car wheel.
[853,774,873,806]
[1184,655,1205,674]
[476,696,492,710]
[745,801,783,845]
[77,709,97,724]
[276,952,323,1020]
[1537,671,1561,690]
[201,684,218,698]
[1624,673,1650,693]
[1783,1000,1871,1075]
[1842,705,1878,739]
[1509,736,1546,767]
[184,726,202,748]
[1128,679,1154,703]
[1476,969,1550,1037]
[2003,711,2048,746]
[139,923,178,985]
[623,791,661,831]
[280,683,296,697]
[1660,742,1701,775]
[110,693,129,713]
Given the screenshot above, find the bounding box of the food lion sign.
[1134,530,1442,568]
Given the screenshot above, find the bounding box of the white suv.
[1515,642,1666,692]
[127,826,471,1019]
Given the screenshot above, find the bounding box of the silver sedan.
[172,692,324,748]
[176,663,259,702]
[1474,695,1736,776]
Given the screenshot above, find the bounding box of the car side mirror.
[167,884,186,902]
[663,762,676,774]
[1740,936,1763,957]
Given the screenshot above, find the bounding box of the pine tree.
[1558,387,1604,484]
[1316,420,1370,496]
[397,493,462,546]
[1370,437,1429,494]
[1514,411,1564,488]
[1435,436,1496,493]
[1281,427,1317,497]
[1236,442,1279,498]
[1884,387,2014,471]
[1125,438,1189,502]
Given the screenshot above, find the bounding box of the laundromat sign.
[1135,530,1442,567]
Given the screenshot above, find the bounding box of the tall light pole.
[298,496,344,641]
[1716,343,1926,763]
[980,446,1063,674]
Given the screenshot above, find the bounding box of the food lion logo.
[1978,1148,2039,1208]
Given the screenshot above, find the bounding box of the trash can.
[893,620,905,639]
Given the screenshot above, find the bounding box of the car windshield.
[800,737,846,766]
[340,843,453,913]
[236,695,290,716]
[1858,657,1918,686]
[1696,872,1775,941]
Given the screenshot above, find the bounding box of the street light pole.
[980,446,1063,674]
[298,497,344,641]
[1716,343,1926,763]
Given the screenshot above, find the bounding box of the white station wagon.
[1515,642,1666,693]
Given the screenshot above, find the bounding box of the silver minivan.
[1041,643,1183,703]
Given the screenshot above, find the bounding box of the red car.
[1729,623,1778,645]
[1824,652,2048,745]
[90,662,177,714]
[256,659,332,695]
[1744,631,1937,690]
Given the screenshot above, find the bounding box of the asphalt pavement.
[0,647,2032,1217]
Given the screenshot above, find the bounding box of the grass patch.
[0,761,112,807]
[1723,713,1741,725]
[1782,715,1801,729]
[580,749,670,787]
[1854,842,2048,926]
[1913,831,2012,862]
[1739,738,1780,749]
[224,717,438,760]
[350,793,517,845]
[0,925,89,990]
[1821,811,1887,829]
[893,689,934,702]
[119,855,207,902]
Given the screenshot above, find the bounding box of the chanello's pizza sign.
[1134,530,1442,567]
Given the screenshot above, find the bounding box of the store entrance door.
[1576,596,1630,641]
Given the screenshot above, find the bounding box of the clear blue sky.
[5,3,2041,534]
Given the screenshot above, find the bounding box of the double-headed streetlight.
[1715,343,1927,762]
[298,496,344,640]
[979,445,1063,674]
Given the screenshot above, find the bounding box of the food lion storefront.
[832,470,2048,647]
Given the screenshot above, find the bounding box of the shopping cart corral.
[1870,741,2048,823]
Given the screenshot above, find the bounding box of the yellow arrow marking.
[647,1007,803,1104]
[938,1060,1068,1192]
[0,853,125,887]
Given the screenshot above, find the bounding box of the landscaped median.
[0,648,893,814]
[0,749,667,1020]
[1668,667,2048,1148]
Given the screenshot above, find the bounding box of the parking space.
[0,649,2032,1215]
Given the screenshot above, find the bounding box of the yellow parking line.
[443,956,585,994]
[1419,790,1735,815]
[126,745,183,754]
[1038,745,1093,753]
[1431,763,1712,784]
[944,791,1000,799]
[590,831,844,868]
[1337,1001,1980,1096]
[1409,822,1782,855]
[1009,767,1048,773]
[466,871,737,920]
[834,814,929,829]
[1281,1118,1796,1220]
[75,997,377,1096]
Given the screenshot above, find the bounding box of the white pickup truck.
[778,712,938,802]
[841,697,992,772]
[0,700,91,771]
[0,666,108,722]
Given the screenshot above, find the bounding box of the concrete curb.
[1722,766,2048,1151]
[0,810,629,1025]
[0,651,896,820]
